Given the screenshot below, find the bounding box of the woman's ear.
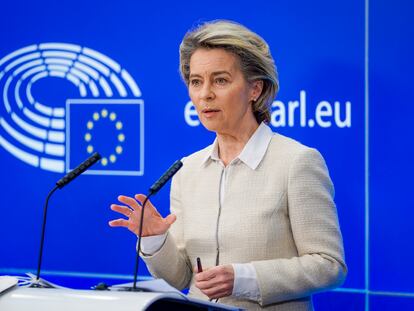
[250,80,264,101]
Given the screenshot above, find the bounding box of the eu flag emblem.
[66,99,144,175]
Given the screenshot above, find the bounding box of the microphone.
[56,152,102,189]
[131,159,183,291]
[149,160,183,195]
[32,152,102,287]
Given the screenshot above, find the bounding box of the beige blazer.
[142,132,347,311]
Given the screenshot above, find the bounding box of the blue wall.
[0,1,412,310]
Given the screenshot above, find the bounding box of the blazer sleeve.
[141,168,193,290]
[251,147,347,306]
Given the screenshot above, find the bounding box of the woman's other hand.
[108,194,176,236]
[195,264,235,299]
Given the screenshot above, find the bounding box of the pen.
[196,257,203,273]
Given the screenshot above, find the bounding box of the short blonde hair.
[179,20,279,123]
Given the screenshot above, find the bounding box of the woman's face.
[188,48,260,135]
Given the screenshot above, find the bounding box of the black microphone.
[149,160,183,195]
[56,152,102,189]
[131,159,183,291]
[31,152,102,287]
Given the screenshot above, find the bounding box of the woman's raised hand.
[108,194,176,236]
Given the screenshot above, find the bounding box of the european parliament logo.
[67,99,143,175]
[0,43,144,175]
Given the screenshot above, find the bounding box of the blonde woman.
[110,20,347,310]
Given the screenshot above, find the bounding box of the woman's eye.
[215,78,228,85]
[190,79,201,87]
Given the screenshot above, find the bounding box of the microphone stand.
[121,159,183,292]
[29,152,102,288]
[30,185,59,288]
[130,192,153,291]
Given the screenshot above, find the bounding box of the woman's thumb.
[165,214,177,226]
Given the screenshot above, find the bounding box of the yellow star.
[118,133,125,142]
[84,133,92,142]
[110,154,116,163]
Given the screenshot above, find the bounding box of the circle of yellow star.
[85,109,126,167]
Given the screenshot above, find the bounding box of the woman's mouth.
[202,108,220,118]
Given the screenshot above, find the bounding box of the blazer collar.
[202,122,274,170]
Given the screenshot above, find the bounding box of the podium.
[0,277,241,311]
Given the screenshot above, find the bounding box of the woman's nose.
[199,82,215,101]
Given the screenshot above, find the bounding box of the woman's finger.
[196,279,215,290]
[134,193,148,204]
[203,286,224,298]
[164,214,177,226]
[195,267,217,282]
[134,194,160,215]
[196,275,223,290]
[135,194,154,209]
[199,280,232,299]
[110,204,134,217]
[118,195,141,210]
[108,218,129,227]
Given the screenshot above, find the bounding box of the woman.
[109,20,347,310]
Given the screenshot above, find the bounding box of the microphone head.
[149,160,183,195]
[56,152,102,189]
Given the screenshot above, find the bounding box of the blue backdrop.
[0,1,413,310]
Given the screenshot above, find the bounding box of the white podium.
[0,276,241,311]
